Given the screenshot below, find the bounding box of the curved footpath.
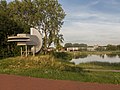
[0,74,120,90]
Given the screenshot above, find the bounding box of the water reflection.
[71,54,120,65]
[99,54,105,59]
[117,54,120,58]
[106,54,117,58]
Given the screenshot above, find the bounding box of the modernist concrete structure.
[8,28,42,56]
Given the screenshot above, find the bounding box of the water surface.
[70,54,120,65]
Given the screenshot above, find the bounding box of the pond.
[70,54,120,65]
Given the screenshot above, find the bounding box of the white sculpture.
[8,28,42,56]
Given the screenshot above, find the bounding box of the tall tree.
[54,34,64,51]
[64,43,73,48]
[8,0,66,53]
[0,10,24,58]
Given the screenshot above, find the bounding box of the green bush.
[53,52,72,60]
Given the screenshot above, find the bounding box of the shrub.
[53,52,72,60]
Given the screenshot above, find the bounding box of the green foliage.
[54,34,64,51]
[64,43,87,48]
[79,43,87,47]
[0,0,30,58]
[117,45,120,50]
[64,43,73,48]
[0,11,24,58]
[74,53,88,59]
[72,43,80,47]
[106,44,118,51]
[53,52,72,60]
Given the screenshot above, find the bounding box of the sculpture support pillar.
[33,46,35,56]
[25,45,28,57]
[21,47,22,57]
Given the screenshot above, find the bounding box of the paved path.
[0,74,120,90]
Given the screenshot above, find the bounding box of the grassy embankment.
[0,54,120,84]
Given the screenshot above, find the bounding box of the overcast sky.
[58,0,120,45]
[7,0,120,45]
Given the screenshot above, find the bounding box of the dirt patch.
[0,74,120,90]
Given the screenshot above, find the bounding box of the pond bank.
[84,69,120,72]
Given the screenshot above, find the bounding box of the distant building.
[87,45,99,51]
[66,47,79,51]
[47,47,54,52]
[79,47,87,51]
[65,44,100,52]
[87,46,94,51]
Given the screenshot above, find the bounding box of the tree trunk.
[44,29,47,54]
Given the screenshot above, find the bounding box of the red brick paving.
[0,74,120,90]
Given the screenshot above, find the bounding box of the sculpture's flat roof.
[8,36,30,39]
[8,39,30,42]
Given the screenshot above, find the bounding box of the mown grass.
[78,62,120,70]
[0,56,120,84]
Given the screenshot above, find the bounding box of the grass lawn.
[78,62,120,70]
